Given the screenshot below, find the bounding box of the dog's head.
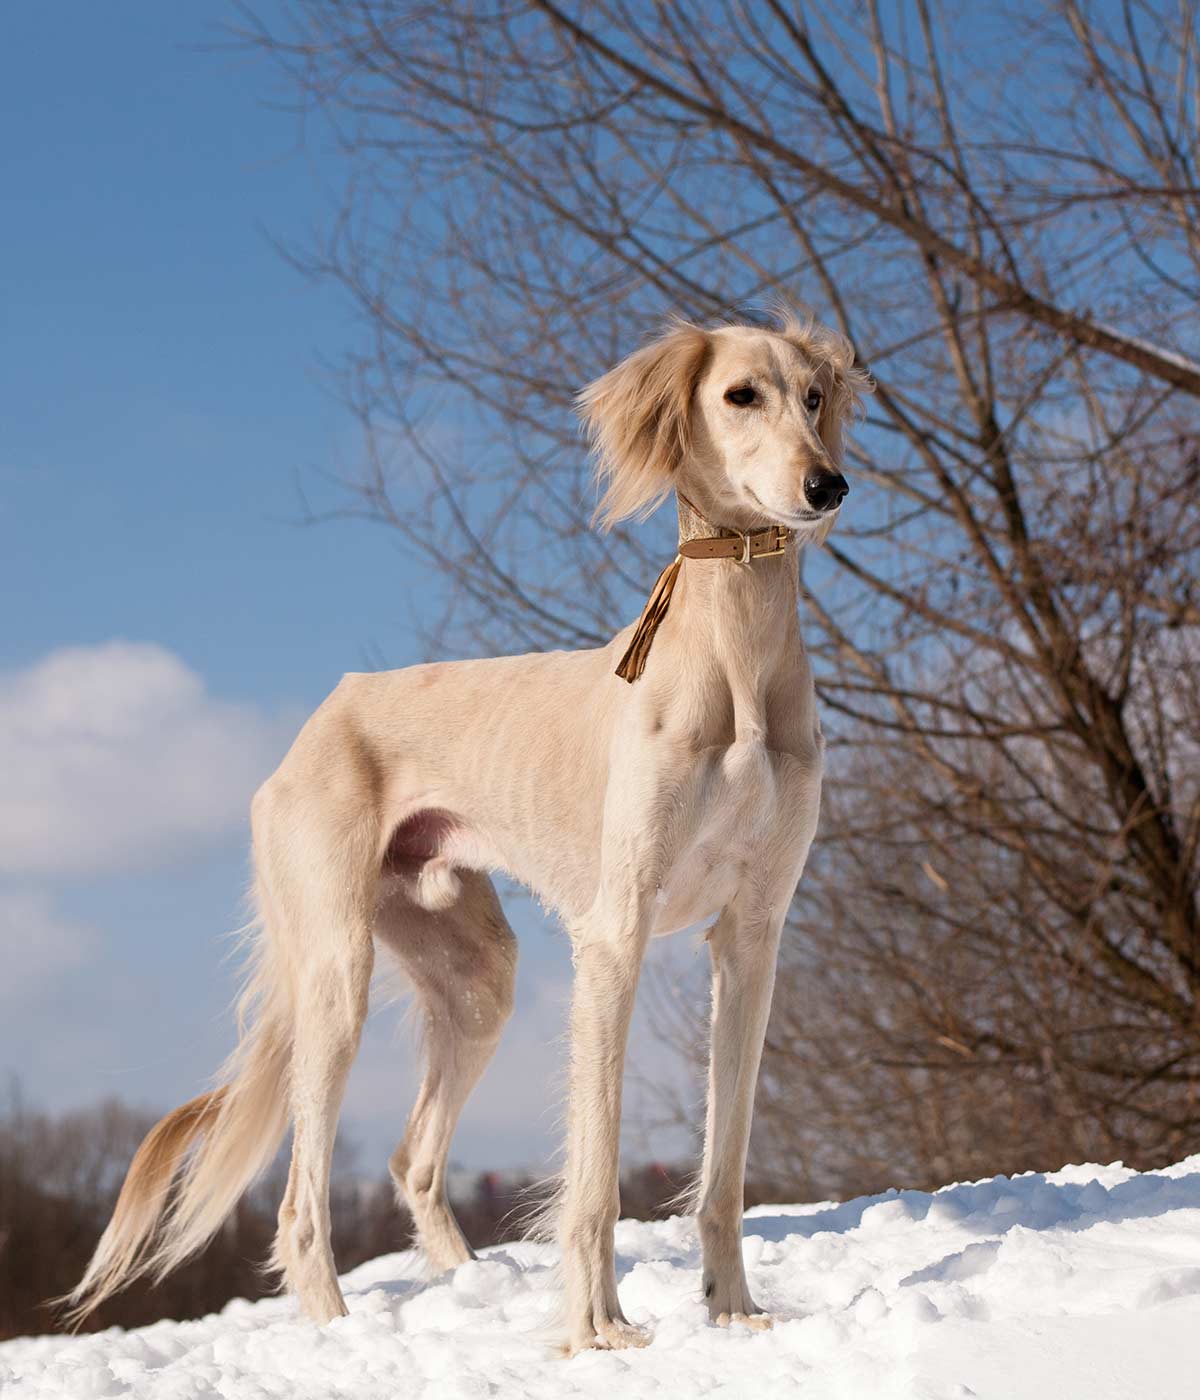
[580,309,871,540]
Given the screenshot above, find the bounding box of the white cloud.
[0,888,96,1001]
[0,641,293,876]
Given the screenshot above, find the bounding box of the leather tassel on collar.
[614,554,683,683]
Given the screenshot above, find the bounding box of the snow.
[4,1157,1200,1399]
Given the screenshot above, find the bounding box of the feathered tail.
[62,919,293,1325]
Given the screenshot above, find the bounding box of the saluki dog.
[69,309,870,1352]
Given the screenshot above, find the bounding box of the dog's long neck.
[666,493,805,741]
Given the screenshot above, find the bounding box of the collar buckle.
[758,525,790,558]
[736,525,790,562]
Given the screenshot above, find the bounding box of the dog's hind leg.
[257,777,378,1324]
[378,870,517,1272]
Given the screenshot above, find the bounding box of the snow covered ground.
[4,1156,1199,1400]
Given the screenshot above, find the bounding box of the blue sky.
[0,4,693,1172]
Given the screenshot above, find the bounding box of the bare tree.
[242,0,1200,1190]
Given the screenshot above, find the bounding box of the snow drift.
[4,1156,1199,1399]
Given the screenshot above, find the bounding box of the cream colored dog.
[69,310,869,1352]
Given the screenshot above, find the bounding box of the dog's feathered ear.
[579,322,711,529]
[812,326,873,469]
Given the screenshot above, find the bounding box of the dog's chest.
[650,735,815,935]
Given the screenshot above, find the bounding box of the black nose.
[803,471,849,513]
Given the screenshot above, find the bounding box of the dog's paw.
[715,1310,773,1331]
[594,1317,652,1350]
[568,1317,653,1354]
[705,1273,769,1329]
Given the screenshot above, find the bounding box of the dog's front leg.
[696,902,784,1328]
[560,903,652,1354]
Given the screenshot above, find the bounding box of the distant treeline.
[0,1093,688,1340]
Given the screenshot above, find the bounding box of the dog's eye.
[805,388,823,413]
[724,385,757,407]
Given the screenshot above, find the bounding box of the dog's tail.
[62,912,292,1325]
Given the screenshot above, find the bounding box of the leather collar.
[678,522,791,563]
[675,490,791,563]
